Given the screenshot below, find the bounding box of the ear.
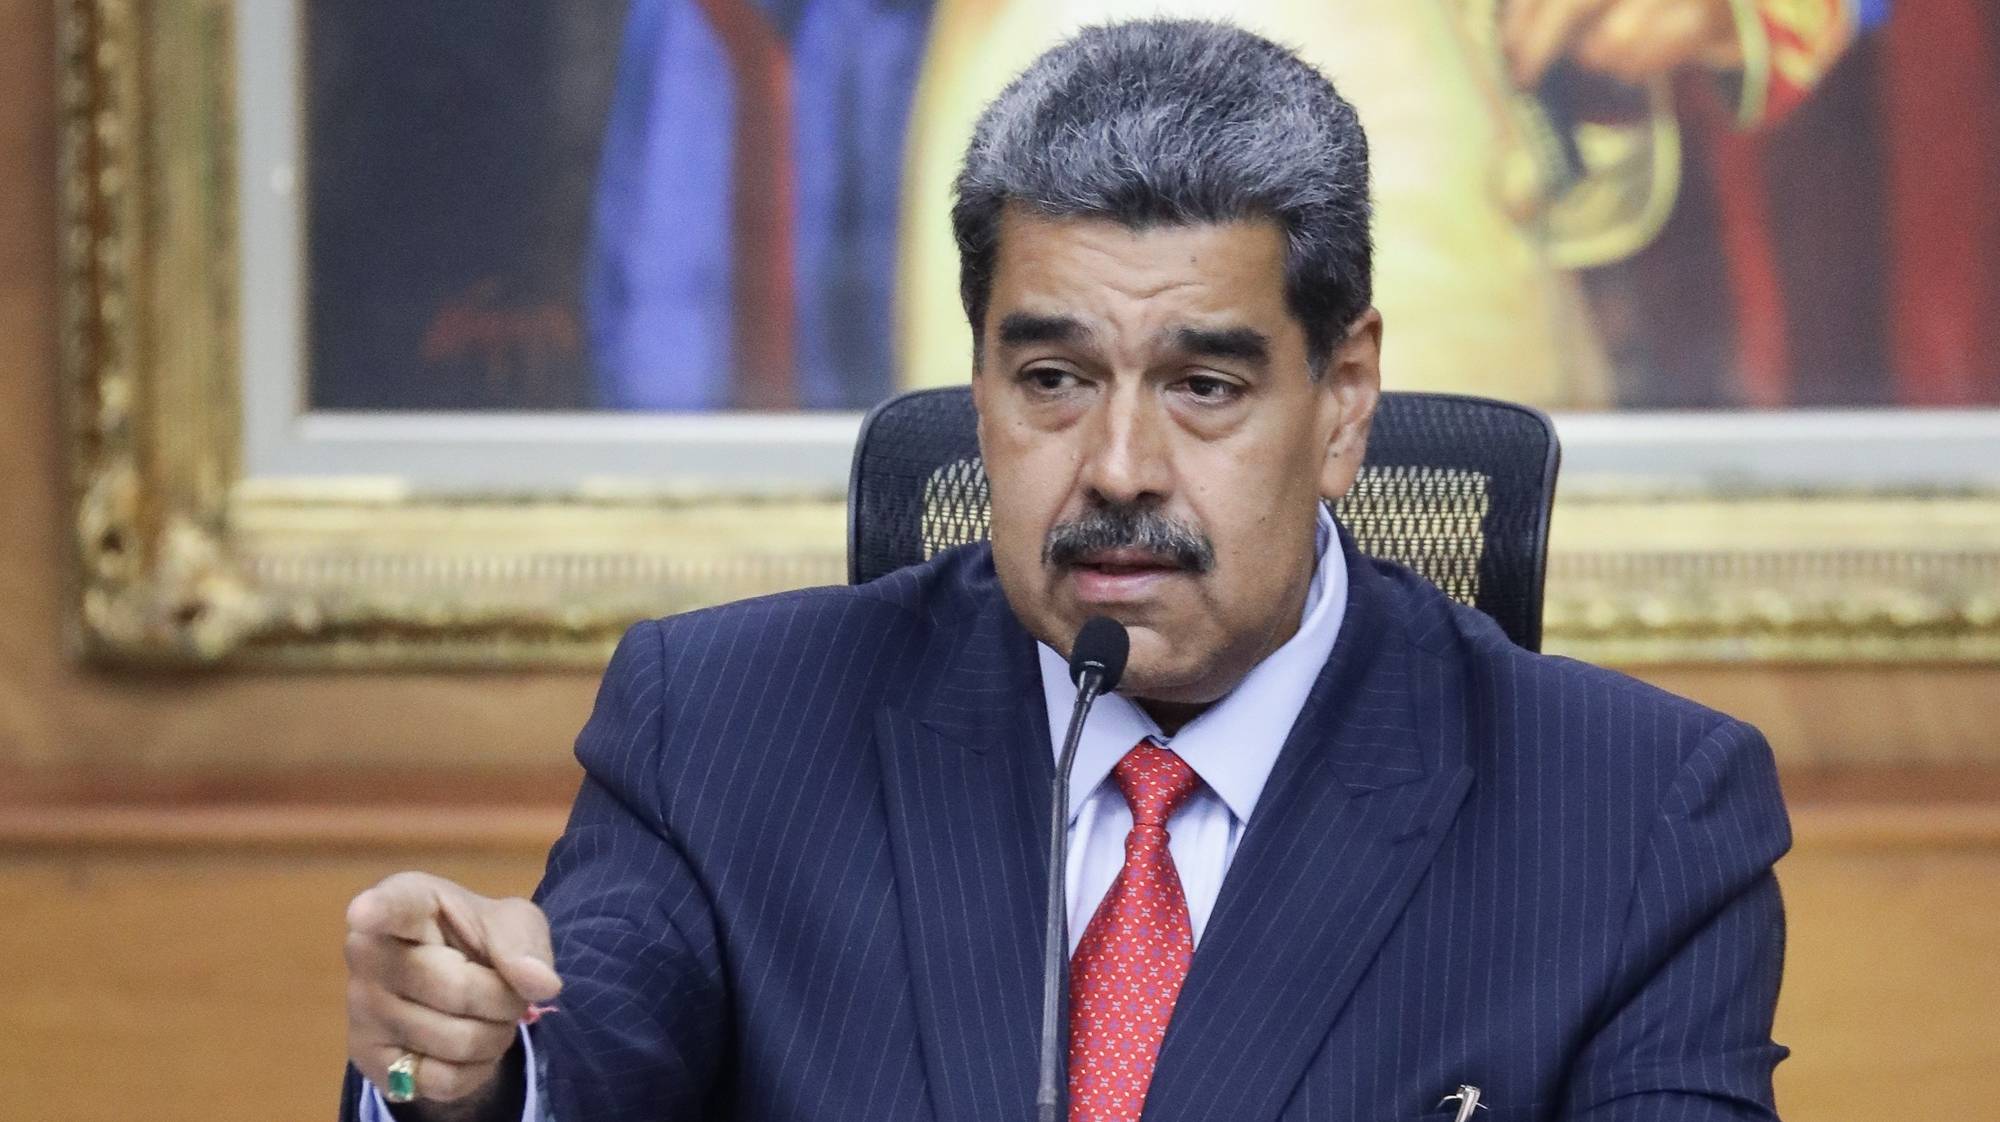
[1317,308,1383,502]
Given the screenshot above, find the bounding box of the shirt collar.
[1037,505,1348,826]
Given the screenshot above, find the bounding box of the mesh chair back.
[847,387,1559,651]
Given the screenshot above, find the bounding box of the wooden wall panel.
[1774,845,2000,1115]
[2,804,1994,1122]
[0,849,547,1121]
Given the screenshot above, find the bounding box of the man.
[344,20,1791,1121]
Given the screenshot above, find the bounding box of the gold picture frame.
[60,0,2000,669]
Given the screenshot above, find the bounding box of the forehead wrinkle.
[1102,272,1203,303]
[994,217,1293,370]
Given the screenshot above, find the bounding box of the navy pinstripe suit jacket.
[345,533,1790,1121]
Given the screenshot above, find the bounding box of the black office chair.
[847,387,1560,651]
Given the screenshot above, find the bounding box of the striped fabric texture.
[342,530,1789,1121]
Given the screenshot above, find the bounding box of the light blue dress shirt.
[365,506,1343,1118]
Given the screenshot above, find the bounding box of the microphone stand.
[1035,665,1106,1122]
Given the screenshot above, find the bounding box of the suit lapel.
[875,579,1054,1122]
[1144,546,1475,1122]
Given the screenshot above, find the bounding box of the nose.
[1079,383,1172,507]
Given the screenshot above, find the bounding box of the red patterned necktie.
[1067,740,1203,1122]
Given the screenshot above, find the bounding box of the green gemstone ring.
[385,1052,421,1103]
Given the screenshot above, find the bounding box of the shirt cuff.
[358,1026,547,1122]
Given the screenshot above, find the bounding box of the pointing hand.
[344,871,562,1115]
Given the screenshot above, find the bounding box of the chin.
[1113,642,1221,707]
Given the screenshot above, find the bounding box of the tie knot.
[1112,741,1201,827]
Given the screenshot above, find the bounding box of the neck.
[1137,698,1209,737]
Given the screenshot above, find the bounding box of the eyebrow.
[1171,324,1271,366]
[996,312,1090,348]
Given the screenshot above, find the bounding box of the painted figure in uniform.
[589,0,2000,414]
[588,0,935,410]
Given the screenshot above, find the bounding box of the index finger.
[346,871,454,944]
[438,893,563,1004]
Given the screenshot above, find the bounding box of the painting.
[292,0,1997,417]
[59,0,2000,667]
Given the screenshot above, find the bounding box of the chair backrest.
[847,387,1561,651]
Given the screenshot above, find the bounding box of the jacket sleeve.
[1562,717,1793,1120]
[534,619,731,1121]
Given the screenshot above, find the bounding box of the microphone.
[1036,617,1129,1122]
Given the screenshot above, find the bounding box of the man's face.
[973,207,1381,711]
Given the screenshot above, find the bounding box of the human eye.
[1176,373,1244,404]
[1017,365,1081,396]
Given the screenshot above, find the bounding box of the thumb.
[450,894,563,1004]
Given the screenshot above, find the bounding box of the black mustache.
[1042,505,1216,573]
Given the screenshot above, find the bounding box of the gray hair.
[951,19,1373,375]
